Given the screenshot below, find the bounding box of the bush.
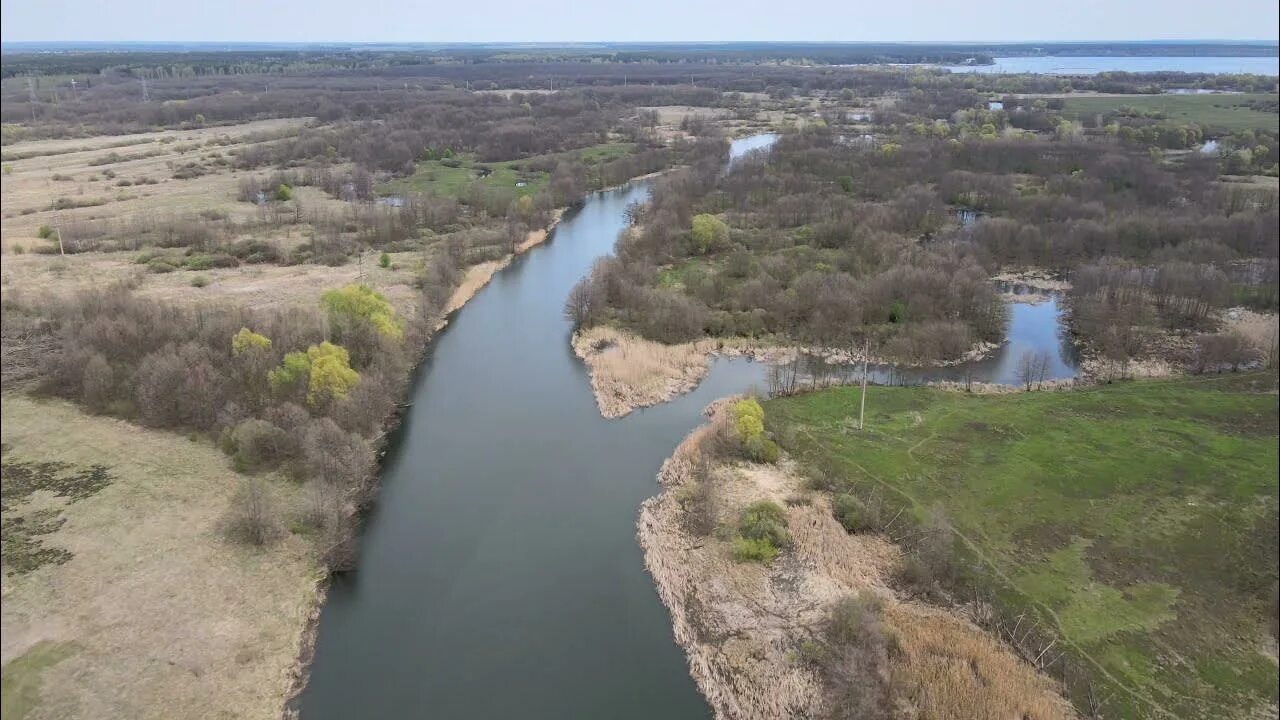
[37,225,54,239]
[231,327,271,355]
[834,494,870,533]
[190,275,210,288]
[734,499,790,562]
[183,253,239,271]
[81,353,115,412]
[744,434,780,464]
[226,477,284,546]
[732,536,780,563]
[147,259,177,274]
[225,419,289,472]
[378,252,391,269]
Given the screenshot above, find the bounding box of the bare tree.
[1015,350,1037,391]
[563,278,593,330]
[227,477,283,546]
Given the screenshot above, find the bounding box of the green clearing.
[767,372,1279,719]
[1055,93,1280,132]
[378,142,636,198]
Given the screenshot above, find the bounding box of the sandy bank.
[571,326,1001,419]
[639,403,1076,719]
[434,211,566,330]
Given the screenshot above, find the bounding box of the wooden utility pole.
[859,337,869,430]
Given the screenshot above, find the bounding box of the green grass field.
[1055,93,1280,132]
[768,373,1279,719]
[378,142,636,199]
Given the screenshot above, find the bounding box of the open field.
[0,395,320,720]
[640,401,1075,719]
[379,142,636,198]
[1054,93,1280,132]
[768,373,1280,719]
[0,118,318,252]
[0,246,425,316]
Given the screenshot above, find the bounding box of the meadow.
[1056,92,1280,132]
[768,373,1280,719]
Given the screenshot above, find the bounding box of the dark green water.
[298,134,1077,718]
[300,138,782,719]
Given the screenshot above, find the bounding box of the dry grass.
[639,403,1075,720]
[886,604,1076,720]
[572,326,717,418]
[0,247,424,317]
[1224,308,1279,361]
[0,394,320,720]
[1,118,313,250]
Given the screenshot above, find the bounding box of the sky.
[1,0,1278,44]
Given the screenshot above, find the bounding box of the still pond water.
[299,134,1074,719]
[939,55,1280,75]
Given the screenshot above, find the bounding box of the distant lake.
[939,56,1280,75]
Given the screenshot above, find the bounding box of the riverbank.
[571,325,1002,419]
[639,401,1076,719]
[286,207,569,714]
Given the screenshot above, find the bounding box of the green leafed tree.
[321,284,404,343]
[690,214,730,255]
[231,327,272,355]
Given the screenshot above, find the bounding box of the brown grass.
[0,247,424,317]
[572,326,717,418]
[1,118,313,251]
[0,395,320,720]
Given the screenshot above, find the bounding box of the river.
[298,134,1075,718]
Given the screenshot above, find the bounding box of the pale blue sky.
[1,0,1277,43]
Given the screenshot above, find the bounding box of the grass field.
[0,395,320,720]
[0,118,319,251]
[1055,93,1280,132]
[767,373,1279,719]
[377,142,636,198]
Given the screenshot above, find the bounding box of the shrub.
[739,500,790,547]
[147,259,177,273]
[37,225,54,239]
[733,397,765,439]
[231,328,272,355]
[81,353,115,412]
[274,183,293,202]
[190,275,210,288]
[834,494,870,533]
[379,252,391,269]
[321,284,404,343]
[225,419,289,472]
[12,243,24,254]
[732,536,779,563]
[734,499,790,563]
[269,351,311,395]
[816,594,894,720]
[744,434,780,464]
[226,477,284,546]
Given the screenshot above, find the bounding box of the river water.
[937,55,1280,75]
[299,135,1075,718]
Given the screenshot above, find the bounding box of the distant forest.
[2,41,1278,78]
